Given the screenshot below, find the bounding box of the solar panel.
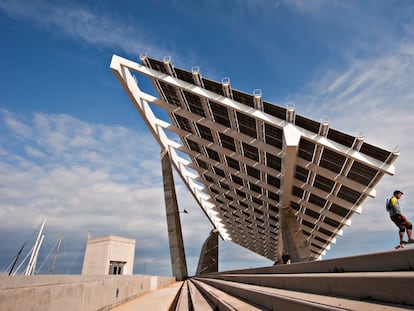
[264,124,283,149]
[232,89,255,108]
[308,193,327,208]
[347,161,378,186]
[175,67,195,84]
[218,133,237,152]
[242,143,259,162]
[197,124,214,142]
[146,57,168,73]
[295,114,321,134]
[359,142,392,162]
[266,153,281,171]
[231,174,244,186]
[249,183,262,194]
[210,101,231,127]
[236,112,257,139]
[202,78,224,96]
[186,139,201,153]
[329,203,350,218]
[267,174,280,188]
[111,54,399,262]
[183,91,206,117]
[305,208,320,219]
[327,128,355,147]
[175,114,193,133]
[268,190,279,202]
[292,186,305,199]
[263,101,286,120]
[294,166,308,183]
[213,166,225,177]
[337,185,361,204]
[206,147,220,161]
[203,173,214,183]
[196,159,209,170]
[298,139,316,162]
[226,156,240,170]
[159,81,182,107]
[313,174,335,193]
[246,165,260,179]
[319,149,346,174]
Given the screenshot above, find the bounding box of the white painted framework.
[110,54,399,262]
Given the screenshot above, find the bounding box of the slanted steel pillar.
[161,150,188,281]
[196,229,219,275]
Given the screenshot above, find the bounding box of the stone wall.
[0,275,176,311]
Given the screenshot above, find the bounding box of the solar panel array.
[111,54,398,262]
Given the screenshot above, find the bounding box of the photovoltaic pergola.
[110,54,399,263]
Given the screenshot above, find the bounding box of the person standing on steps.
[388,190,414,248]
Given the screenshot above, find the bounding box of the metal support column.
[196,229,219,275]
[161,150,188,281]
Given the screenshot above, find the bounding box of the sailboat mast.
[49,234,63,274]
[7,243,26,276]
[24,219,46,276]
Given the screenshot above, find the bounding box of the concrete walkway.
[110,282,183,311]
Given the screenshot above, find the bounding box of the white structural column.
[162,150,188,281]
[279,124,312,262]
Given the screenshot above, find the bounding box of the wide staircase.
[172,248,414,310]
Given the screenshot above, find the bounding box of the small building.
[81,235,135,275]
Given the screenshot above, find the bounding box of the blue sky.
[1,0,414,276]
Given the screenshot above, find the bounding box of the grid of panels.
[134,56,398,262]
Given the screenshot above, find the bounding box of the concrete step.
[186,279,216,310]
[174,281,190,311]
[194,277,414,311]
[206,248,414,275]
[190,279,264,311]
[203,271,414,306]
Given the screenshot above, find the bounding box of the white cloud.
[0,111,228,275]
[0,112,174,272]
[294,40,414,257]
[279,0,335,12]
[0,0,168,58]
[301,41,414,144]
[24,146,46,158]
[3,113,32,139]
